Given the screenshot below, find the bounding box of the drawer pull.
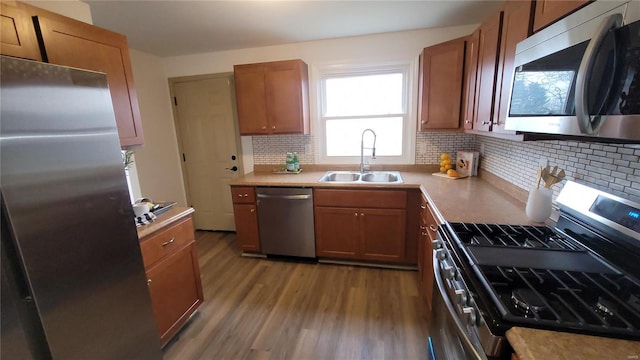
[162,237,176,247]
[237,193,248,198]
[420,205,427,209]
[421,231,428,236]
[147,279,152,286]
[429,225,438,232]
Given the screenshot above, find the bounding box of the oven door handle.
[433,251,488,360]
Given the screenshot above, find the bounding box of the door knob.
[225,166,238,171]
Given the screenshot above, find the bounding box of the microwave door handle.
[575,13,623,134]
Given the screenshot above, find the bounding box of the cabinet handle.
[162,237,175,247]
[420,225,426,230]
[250,208,255,213]
[147,279,152,286]
[355,212,359,217]
[421,231,428,236]
[237,193,248,198]
[482,121,490,125]
[429,225,438,232]
[261,126,267,130]
[420,205,427,209]
[465,120,471,124]
[272,126,276,130]
[360,213,364,216]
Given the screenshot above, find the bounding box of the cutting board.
[432,172,469,180]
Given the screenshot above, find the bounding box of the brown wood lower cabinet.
[232,203,260,252]
[314,189,408,264]
[139,215,203,346]
[230,186,260,253]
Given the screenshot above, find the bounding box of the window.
[317,63,415,164]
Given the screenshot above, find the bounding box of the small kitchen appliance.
[429,181,640,359]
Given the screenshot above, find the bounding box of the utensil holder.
[525,187,552,222]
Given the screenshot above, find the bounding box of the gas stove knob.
[443,265,456,280]
[435,249,447,261]
[462,306,477,326]
[454,289,468,305]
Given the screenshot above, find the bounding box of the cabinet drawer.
[314,189,406,209]
[231,186,256,203]
[140,217,195,268]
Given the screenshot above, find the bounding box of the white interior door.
[172,76,240,230]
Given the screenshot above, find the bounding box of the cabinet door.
[234,63,269,135]
[422,203,438,311]
[32,12,144,146]
[147,243,203,345]
[492,0,532,134]
[462,29,480,130]
[0,1,41,61]
[233,204,260,252]
[315,207,359,259]
[360,208,406,262]
[533,0,589,33]
[474,11,503,132]
[418,37,466,130]
[264,60,309,134]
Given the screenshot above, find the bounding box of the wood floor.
[162,231,430,360]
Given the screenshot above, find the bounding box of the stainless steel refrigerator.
[0,55,162,359]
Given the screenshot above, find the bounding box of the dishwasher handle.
[256,193,312,200]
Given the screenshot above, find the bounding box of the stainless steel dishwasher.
[256,187,316,258]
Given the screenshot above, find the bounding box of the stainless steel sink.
[361,172,401,183]
[318,171,361,183]
[318,171,403,184]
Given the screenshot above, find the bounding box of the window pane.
[326,117,403,156]
[324,73,403,116]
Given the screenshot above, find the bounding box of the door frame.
[168,73,244,208]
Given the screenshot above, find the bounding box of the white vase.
[525,186,552,222]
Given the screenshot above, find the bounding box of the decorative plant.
[122,149,135,170]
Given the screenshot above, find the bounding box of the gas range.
[431,181,640,359]
[449,222,640,339]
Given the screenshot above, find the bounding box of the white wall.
[25,0,92,23]
[161,24,477,173]
[129,49,188,206]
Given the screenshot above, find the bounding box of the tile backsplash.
[253,134,315,165]
[475,136,640,203]
[250,132,640,203]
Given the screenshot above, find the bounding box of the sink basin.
[318,171,403,184]
[361,172,400,183]
[318,171,361,182]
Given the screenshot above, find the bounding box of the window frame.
[313,61,417,165]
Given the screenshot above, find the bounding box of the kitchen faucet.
[360,128,377,173]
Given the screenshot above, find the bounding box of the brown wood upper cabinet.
[533,0,590,32]
[473,10,503,132]
[0,1,41,61]
[234,59,310,135]
[465,1,533,136]
[492,0,534,134]
[0,2,144,147]
[418,37,466,130]
[462,29,480,130]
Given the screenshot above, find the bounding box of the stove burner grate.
[511,288,547,315]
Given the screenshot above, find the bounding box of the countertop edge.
[137,206,195,240]
[506,327,640,360]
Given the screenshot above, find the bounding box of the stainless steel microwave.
[505,0,640,143]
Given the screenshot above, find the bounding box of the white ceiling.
[86,0,504,58]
